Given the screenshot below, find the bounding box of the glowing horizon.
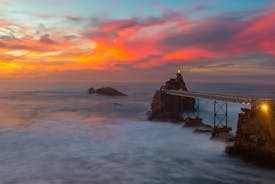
[0,0,274,82]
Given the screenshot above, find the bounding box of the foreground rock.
[226,105,275,168]
[148,70,196,122]
[88,87,127,96]
[193,125,213,134]
[184,118,204,127]
[212,132,235,143]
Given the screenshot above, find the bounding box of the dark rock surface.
[211,126,234,142]
[88,87,95,94]
[184,118,204,127]
[148,70,196,122]
[226,104,275,168]
[193,125,213,134]
[95,87,127,96]
[211,132,235,143]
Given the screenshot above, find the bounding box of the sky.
[0,0,274,83]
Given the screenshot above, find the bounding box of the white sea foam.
[0,82,274,183]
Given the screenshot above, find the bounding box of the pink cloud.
[0,6,274,79]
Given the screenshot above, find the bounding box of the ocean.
[0,82,274,184]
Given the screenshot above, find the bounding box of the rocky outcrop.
[95,87,127,96]
[193,125,213,134]
[212,132,235,143]
[226,104,275,168]
[148,71,196,122]
[184,118,204,127]
[88,87,127,96]
[88,88,95,94]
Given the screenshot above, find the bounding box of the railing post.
[214,101,217,127]
[197,98,200,118]
[213,100,231,136]
[226,102,228,127]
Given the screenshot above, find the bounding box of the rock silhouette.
[88,87,95,94]
[226,104,275,168]
[88,87,127,96]
[148,70,196,122]
[93,87,127,96]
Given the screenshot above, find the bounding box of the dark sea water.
[0,82,274,184]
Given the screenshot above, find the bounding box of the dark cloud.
[91,17,138,29]
[39,34,57,44]
[0,34,15,40]
[35,23,47,35]
[63,34,81,41]
[133,54,163,65]
[102,18,138,30]
[65,16,84,22]
[0,40,56,52]
[160,14,251,51]
[0,41,5,47]
[84,18,139,40]
[0,27,17,40]
[84,16,167,40]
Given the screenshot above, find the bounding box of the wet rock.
[88,87,95,94]
[226,104,275,168]
[95,87,127,96]
[184,118,204,127]
[193,125,213,134]
[148,70,196,122]
[211,132,235,143]
[210,126,234,142]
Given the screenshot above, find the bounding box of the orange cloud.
[0,8,274,80]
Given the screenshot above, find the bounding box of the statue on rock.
[148,69,196,122]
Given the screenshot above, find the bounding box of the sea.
[0,81,274,184]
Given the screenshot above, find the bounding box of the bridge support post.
[213,101,231,136]
[196,98,200,118]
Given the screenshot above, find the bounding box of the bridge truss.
[165,90,273,134]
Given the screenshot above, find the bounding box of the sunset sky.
[0,0,274,83]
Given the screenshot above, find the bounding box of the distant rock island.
[88,87,127,96]
[148,70,196,122]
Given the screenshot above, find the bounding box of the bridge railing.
[165,90,273,105]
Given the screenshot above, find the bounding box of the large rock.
[148,70,196,122]
[88,87,95,94]
[95,87,127,96]
[226,104,275,168]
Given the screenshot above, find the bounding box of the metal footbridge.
[165,90,273,105]
[164,89,274,133]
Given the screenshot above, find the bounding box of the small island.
[88,87,127,96]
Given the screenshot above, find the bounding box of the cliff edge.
[226,103,275,168]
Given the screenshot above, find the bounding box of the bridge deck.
[165,90,273,105]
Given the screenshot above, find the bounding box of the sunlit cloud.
[0,1,274,82]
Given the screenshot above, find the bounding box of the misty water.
[0,82,275,184]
